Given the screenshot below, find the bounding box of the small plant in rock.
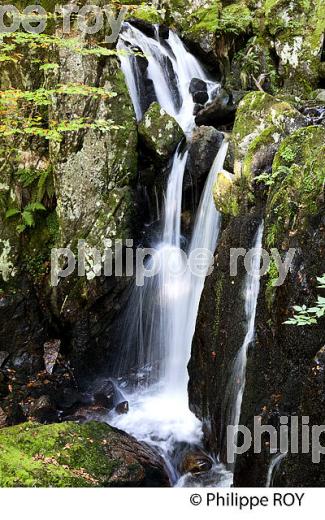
[284,275,325,326]
[5,202,47,233]
[255,165,292,188]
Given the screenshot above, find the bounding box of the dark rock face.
[184,126,224,190]
[195,89,245,128]
[188,215,262,456]
[129,18,156,39]
[189,78,208,94]
[188,122,325,486]
[189,78,209,105]
[235,223,325,487]
[115,401,129,415]
[193,90,209,104]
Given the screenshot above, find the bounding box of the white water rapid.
[109,22,232,486]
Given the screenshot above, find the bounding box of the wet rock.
[0,407,7,428]
[195,89,238,128]
[0,421,170,487]
[64,403,109,423]
[302,105,325,126]
[10,349,43,377]
[193,103,204,116]
[0,351,9,368]
[193,90,209,104]
[5,402,26,426]
[185,126,224,188]
[29,395,58,423]
[162,55,182,112]
[181,452,213,475]
[129,18,156,39]
[158,25,169,40]
[189,78,208,95]
[139,102,184,159]
[43,340,61,375]
[55,388,84,411]
[115,401,129,415]
[93,380,116,411]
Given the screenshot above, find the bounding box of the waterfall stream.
[117,22,217,132]
[109,22,232,486]
[221,222,264,469]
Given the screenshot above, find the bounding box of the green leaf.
[5,208,20,219]
[39,63,59,71]
[25,202,46,212]
[22,210,35,227]
[16,224,26,234]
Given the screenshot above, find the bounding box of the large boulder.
[231,91,306,183]
[138,103,184,158]
[263,0,324,96]
[185,126,224,188]
[0,421,170,487]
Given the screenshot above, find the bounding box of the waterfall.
[221,222,264,468]
[117,22,216,133]
[164,141,229,396]
[109,23,232,486]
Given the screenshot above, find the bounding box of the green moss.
[266,126,325,247]
[186,1,221,34]
[128,3,165,24]
[215,2,252,36]
[263,0,325,96]
[0,421,122,487]
[22,210,59,280]
[265,257,280,309]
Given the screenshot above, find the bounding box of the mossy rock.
[138,102,184,158]
[53,55,138,248]
[126,3,165,24]
[213,170,239,216]
[263,0,325,96]
[265,126,325,247]
[232,91,304,180]
[215,2,252,37]
[0,421,169,487]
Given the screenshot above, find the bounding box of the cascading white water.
[117,22,217,132]
[111,143,230,472]
[110,23,233,485]
[164,140,229,396]
[221,222,264,468]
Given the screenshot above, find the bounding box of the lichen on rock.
[138,102,184,158]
